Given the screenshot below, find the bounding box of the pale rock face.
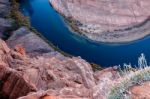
[51,0,150,28]
[49,0,150,42]
[58,0,150,27]
[7,27,54,56]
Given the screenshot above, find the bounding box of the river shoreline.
[11,0,74,57]
[49,0,150,43]
[60,11,150,45]
[19,0,150,67]
[16,0,103,69]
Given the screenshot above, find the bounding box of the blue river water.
[20,0,150,67]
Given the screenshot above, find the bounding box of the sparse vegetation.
[3,0,31,40]
[62,14,85,35]
[9,0,73,58]
[108,53,150,99]
[9,0,102,71]
[91,63,102,71]
[10,0,30,28]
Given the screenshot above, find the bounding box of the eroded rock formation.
[0,38,118,99]
[0,40,36,99]
[0,39,121,98]
[49,0,150,43]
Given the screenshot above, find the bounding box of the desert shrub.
[108,53,150,99]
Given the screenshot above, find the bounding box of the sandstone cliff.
[49,0,150,43]
[0,0,150,99]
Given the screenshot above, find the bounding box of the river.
[19,0,150,67]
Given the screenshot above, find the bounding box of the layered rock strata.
[49,0,150,43]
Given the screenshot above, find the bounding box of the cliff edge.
[49,0,150,43]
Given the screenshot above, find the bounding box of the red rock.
[0,65,36,99]
[129,82,150,99]
[15,45,26,56]
[42,96,58,99]
[0,39,95,98]
[0,39,10,53]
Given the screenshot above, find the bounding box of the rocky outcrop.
[0,37,121,99]
[0,1,104,97]
[0,65,36,99]
[0,0,150,99]
[0,39,94,99]
[49,0,150,43]
[93,67,120,99]
[0,39,36,99]
[17,66,121,99]
[0,0,13,38]
[7,27,54,56]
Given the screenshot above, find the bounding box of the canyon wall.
[49,0,150,43]
[0,0,149,99]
